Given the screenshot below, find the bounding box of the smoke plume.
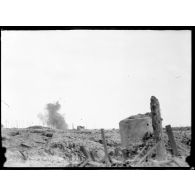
[38,101,68,130]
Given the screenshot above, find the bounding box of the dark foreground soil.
[1,127,191,167]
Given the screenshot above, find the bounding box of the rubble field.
[1,126,191,167]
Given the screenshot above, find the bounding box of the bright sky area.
[1,30,191,129]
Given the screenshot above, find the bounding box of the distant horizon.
[1,104,191,129]
[1,30,191,129]
[1,124,192,130]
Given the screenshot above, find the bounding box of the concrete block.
[119,115,153,148]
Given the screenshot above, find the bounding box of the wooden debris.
[172,158,182,167]
[19,151,27,160]
[150,96,166,160]
[166,125,179,156]
[101,129,111,166]
[78,146,97,167]
[89,151,95,161]
[176,142,190,154]
[131,146,147,164]
[35,141,46,144]
[135,142,160,166]
[79,159,90,167]
[20,143,31,148]
[80,146,90,159]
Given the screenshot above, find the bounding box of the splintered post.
[166,125,179,156]
[101,129,111,166]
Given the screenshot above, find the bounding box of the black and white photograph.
[0,28,192,168]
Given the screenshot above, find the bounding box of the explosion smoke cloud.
[38,101,68,130]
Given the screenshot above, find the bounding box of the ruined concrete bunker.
[119,113,153,148]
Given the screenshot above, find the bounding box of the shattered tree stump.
[166,125,179,156]
[150,96,166,160]
[101,129,111,166]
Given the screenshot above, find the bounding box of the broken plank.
[135,142,160,166]
[131,146,147,164]
[19,151,27,160]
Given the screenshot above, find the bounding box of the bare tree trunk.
[150,96,166,160]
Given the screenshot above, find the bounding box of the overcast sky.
[1,30,191,129]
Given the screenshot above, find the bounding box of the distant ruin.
[77,126,85,130]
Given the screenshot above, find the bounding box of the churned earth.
[1,126,191,167]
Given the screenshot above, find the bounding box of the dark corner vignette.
[0,29,6,168]
[185,28,194,169]
[0,26,194,170]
